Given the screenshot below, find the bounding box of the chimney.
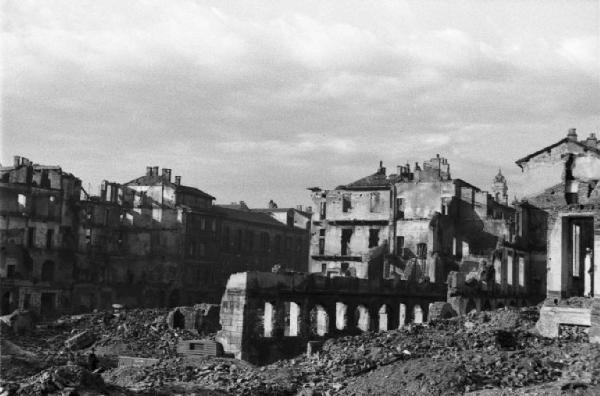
[397,165,403,175]
[378,160,386,175]
[306,206,313,213]
[174,176,181,185]
[13,156,20,167]
[567,128,578,141]
[152,166,159,176]
[162,168,172,182]
[146,166,152,176]
[296,205,303,211]
[586,133,597,148]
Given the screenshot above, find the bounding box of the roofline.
[515,138,600,168]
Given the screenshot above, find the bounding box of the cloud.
[2,0,599,206]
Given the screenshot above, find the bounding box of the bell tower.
[492,169,508,205]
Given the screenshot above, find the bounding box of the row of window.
[221,227,303,254]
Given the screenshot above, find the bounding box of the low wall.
[215,271,446,364]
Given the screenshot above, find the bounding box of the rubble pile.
[2,365,119,396]
[3,306,600,395]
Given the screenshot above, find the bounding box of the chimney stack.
[162,168,172,182]
[146,166,152,176]
[13,156,21,167]
[175,176,181,185]
[21,157,30,166]
[567,128,578,141]
[152,166,159,176]
[296,205,303,211]
[586,133,597,148]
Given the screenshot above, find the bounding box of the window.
[274,235,282,253]
[396,198,404,218]
[320,201,327,219]
[296,237,302,252]
[518,256,525,287]
[261,232,270,252]
[572,225,581,277]
[368,229,379,248]
[85,229,92,247]
[396,236,404,255]
[46,229,54,250]
[236,230,243,252]
[17,194,27,209]
[246,231,254,251]
[27,227,35,247]
[198,243,206,257]
[211,219,216,232]
[285,236,292,251]
[318,229,325,255]
[417,243,427,259]
[222,227,230,251]
[342,194,352,213]
[321,263,327,273]
[341,229,352,255]
[41,261,54,282]
[370,193,381,213]
[7,264,15,278]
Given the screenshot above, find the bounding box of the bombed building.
[309,155,546,314]
[0,160,310,318]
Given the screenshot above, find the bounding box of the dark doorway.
[41,260,55,282]
[172,309,185,329]
[1,291,12,315]
[41,293,55,318]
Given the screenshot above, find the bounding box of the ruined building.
[309,156,545,314]
[0,160,310,318]
[0,157,82,318]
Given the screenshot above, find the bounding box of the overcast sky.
[2,0,599,208]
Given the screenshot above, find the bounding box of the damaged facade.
[309,156,545,314]
[516,129,600,341]
[0,160,310,318]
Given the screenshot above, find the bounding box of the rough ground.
[2,307,600,395]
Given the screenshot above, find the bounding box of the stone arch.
[413,304,423,324]
[398,303,407,328]
[465,299,477,314]
[284,301,300,336]
[378,304,389,331]
[356,305,370,332]
[41,260,55,282]
[335,302,348,331]
[310,304,329,336]
[172,309,185,329]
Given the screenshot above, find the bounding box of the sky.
[2,0,599,208]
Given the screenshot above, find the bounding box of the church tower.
[492,169,508,205]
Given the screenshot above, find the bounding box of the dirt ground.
[2,306,599,395]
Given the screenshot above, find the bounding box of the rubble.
[64,330,97,350]
[3,306,600,395]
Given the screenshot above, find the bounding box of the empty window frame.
[368,229,379,248]
[341,229,352,255]
[416,243,427,259]
[342,194,352,213]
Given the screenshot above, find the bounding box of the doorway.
[567,217,593,297]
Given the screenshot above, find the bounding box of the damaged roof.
[126,175,215,200]
[336,169,392,190]
[515,136,600,168]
